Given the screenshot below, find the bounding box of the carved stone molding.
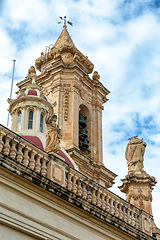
[63,84,71,121]
[119,172,156,214]
[26,106,35,112]
[61,52,73,64]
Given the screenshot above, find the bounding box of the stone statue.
[92,71,100,81]
[120,137,156,215]
[125,137,146,173]
[45,113,61,153]
[28,66,36,75]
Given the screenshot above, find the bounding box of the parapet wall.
[0,124,159,239]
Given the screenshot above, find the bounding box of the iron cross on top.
[58,16,73,27]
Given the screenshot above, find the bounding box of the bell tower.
[17,24,117,187]
[34,25,110,165]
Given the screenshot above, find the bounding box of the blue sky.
[0,0,160,227]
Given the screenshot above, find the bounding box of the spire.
[53,24,75,51]
[35,23,94,74]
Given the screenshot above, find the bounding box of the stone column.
[35,108,40,132]
[11,110,17,132]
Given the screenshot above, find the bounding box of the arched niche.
[79,104,91,155]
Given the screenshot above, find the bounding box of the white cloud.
[0,0,160,228]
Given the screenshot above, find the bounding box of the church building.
[0,20,160,240]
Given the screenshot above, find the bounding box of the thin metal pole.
[7,59,16,128]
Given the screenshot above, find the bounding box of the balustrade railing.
[0,124,155,236]
[65,169,140,228]
[0,125,49,177]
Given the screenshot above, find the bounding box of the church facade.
[0,23,160,240]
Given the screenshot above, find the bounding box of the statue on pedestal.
[45,113,61,153]
[119,136,156,215]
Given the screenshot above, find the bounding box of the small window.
[28,111,33,129]
[40,114,44,133]
[17,112,21,131]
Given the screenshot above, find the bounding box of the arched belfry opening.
[79,105,91,154]
[10,25,117,188]
[34,25,110,168]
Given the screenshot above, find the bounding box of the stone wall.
[0,124,158,239]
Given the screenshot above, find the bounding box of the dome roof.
[26,89,39,96]
[18,88,48,101]
[17,81,48,102]
[22,136,77,169]
[59,148,76,169]
[16,66,48,102]
[22,136,44,150]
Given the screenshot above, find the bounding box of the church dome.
[17,88,48,101]
[21,135,44,150]
[16,66,48,102]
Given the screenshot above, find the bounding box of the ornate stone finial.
[26,66,37,80]
[28,66,36,75]
[45,113,62,153]
[25,66,38,84]
[125,136,146,174]
[92,71,100,81]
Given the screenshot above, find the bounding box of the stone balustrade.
[0,124,155,236]
[65,167,140,228]
[0,124,50,177]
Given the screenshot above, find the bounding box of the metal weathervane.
[58,16,73,27]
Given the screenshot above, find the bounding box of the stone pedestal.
[119,171,156,214]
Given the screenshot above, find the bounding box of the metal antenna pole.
[7,59,16,128]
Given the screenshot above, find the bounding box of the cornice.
[0,154,156,240]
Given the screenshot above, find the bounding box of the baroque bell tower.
[17,23,116,187]
[35,24,110,165]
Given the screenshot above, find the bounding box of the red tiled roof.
[28,90,38,96]
[22,136,44,150]
[22,136,75,169]
[59,149,74,168]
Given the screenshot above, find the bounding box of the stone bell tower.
[34,25,110,165]
[16,24,117,187]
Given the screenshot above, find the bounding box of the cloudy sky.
[0,0,160,227]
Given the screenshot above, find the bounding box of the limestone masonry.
[0,24,160,240]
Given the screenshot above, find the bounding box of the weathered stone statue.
[119,136,157,215]
[125,137,146,173]
[92,71,100,81]
[45,114,61,153]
